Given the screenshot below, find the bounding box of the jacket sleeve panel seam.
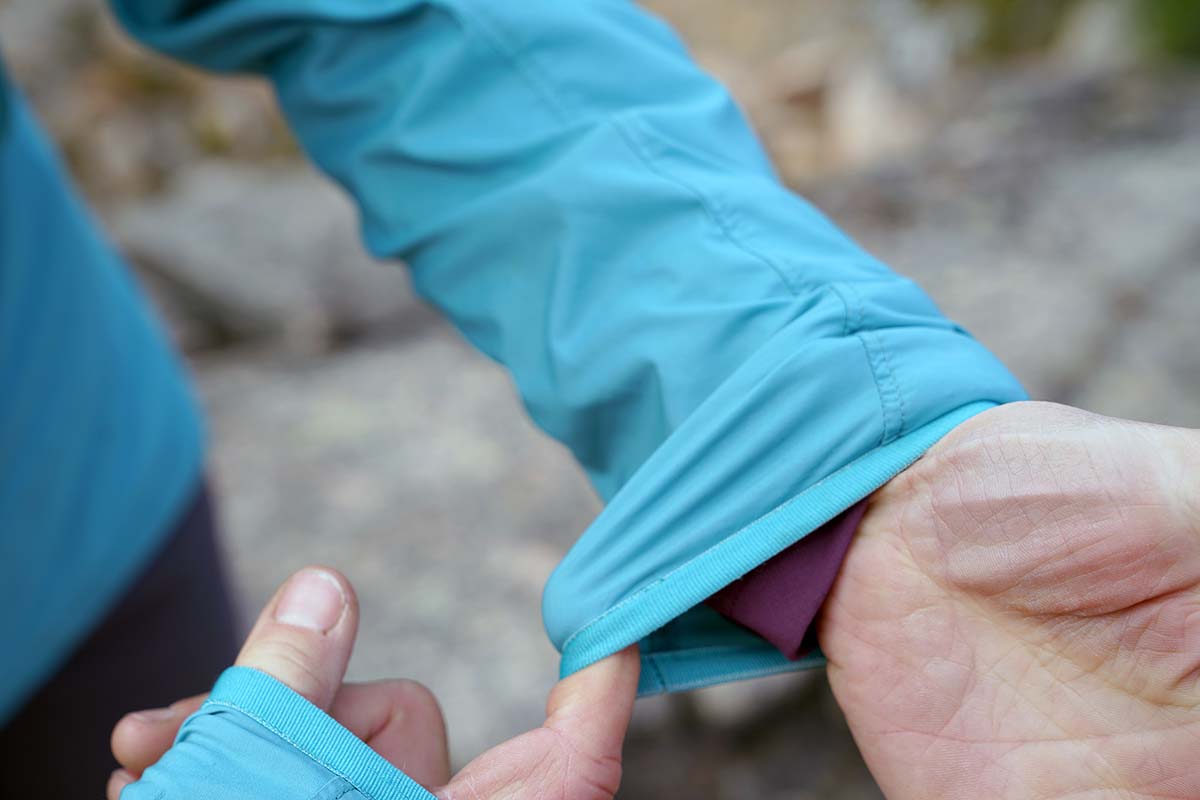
[829,280,903,446]
[200,700,378,800]
[464,1,807,301]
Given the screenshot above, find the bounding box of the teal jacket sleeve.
[121,667,436,800]
[111,0,1025,694]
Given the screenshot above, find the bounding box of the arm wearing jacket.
[110,0,1024,793]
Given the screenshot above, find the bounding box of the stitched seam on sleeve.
[463,1,805,299]
[309,777,356,800]
[827,283,854,339]
[856,335,890,448]
[457,2,572,125]
[858,331,902,445]
[834,281,903,445]
[202,700,381,800]
[876,334,908,437]
[647,653,669,691]
[459,1,917,658]
[557,398,958,654]
[559,400,997,667]
[611,114,803,296]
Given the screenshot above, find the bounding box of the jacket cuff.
[562,400,1000,696]
[121,667,434,800]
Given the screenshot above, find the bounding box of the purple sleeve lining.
[705,501,867,660]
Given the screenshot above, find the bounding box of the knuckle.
[381,678,444,723]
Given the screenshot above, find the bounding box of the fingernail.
[274,569,345,633]
[129,707,176,723]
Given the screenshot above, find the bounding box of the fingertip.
[110,709,173,773]
[236,566,360,709]
[111,694,207,774]
[545,645,640,760]
[548,645,640,717]
[107,768,135,800]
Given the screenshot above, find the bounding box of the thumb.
[544,645,640,765]
[438,646,639,800]
[235,566,359,709]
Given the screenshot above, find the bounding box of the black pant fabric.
[0,482,240,798]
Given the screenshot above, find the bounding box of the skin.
[821,401,1200,798]
[114,400,1200,798]
[108,567,640,800]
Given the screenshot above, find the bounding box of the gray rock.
[0,0,92,81]
[621,673,882,799]
[690,670,819,728]
[809,73,1200,407]
[111,163,422,352]
[1074,264,1200,428]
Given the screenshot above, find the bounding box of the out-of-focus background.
[2,0,1198,796]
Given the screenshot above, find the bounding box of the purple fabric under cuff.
[705,501,867,660]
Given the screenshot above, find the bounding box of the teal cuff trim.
[205,667,436,800]
[561,400,998,692]
[638,644,826,695]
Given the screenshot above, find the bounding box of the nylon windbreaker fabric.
[121,668,435,800]
[0,77,204,726]
[112,0,1026,696]
[96,1,1030,795]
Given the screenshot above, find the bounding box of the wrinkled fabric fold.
[113,0,1026,696]
[123,667,434,800]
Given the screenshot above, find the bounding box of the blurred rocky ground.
[2,0,1198,797]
